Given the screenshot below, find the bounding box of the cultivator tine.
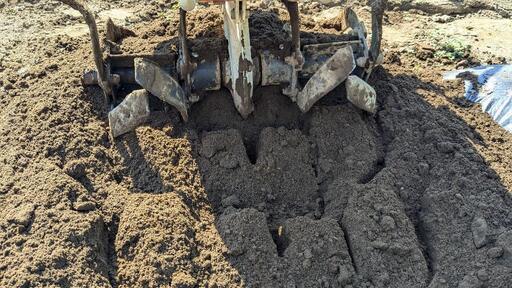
[364,0,386,80]
[346,75,377,113]
[282,0,304,100]
[134,58,189,121]
[178,8,195,100]
[108,90,150,138]
[345,7,369,61]
[222,0,254,118]
[77,0,384,134]
[344,7,362,32]
[296,46,355,113]
[369,0,386,62]
[58,0,114,105]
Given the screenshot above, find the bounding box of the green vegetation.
[434,38,471,61]
[430,29,471,61]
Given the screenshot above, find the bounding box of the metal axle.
[83,40,361,99]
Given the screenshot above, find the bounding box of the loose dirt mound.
[1,1,512,287]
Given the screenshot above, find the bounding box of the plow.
[61,0,386,138]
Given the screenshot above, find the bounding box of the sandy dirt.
[1,0,512,287]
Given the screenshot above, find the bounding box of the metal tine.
[58,0,113,105]
[296,46,356,113]
[134,58,189,122]
[108,90,150,138]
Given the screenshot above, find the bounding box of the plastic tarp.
[443,65,512,133]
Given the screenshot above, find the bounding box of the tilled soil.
[1,1,512,288]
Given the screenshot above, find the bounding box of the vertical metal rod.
[59,0,112,102]
[179,8,193,97]
[283,0,301,55]
[369,0,386,61]
[281,0,303,99]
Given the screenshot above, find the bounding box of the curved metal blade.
[108,89,150,138]
[344,7,361,32]
[134,58,189,121]
[296,45,355,113]
[345,7,368,60]
[346,75,377,113]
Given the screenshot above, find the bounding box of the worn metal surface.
[301,41,360,78]
[86,43,362,88]
[297,46,355,113]
[73,1,382,118]
[108,89,150,138]
[191,55,221,93]
[134,58,189,121]
[260,51,293,86]
[222,0,254,118]
[370,0,386,62]
[346,75,377,113]
[345,7,369,64]
[66,0,383,121]
[282,0,304,100]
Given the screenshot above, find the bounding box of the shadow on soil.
[79,9,512,285]
[90,63,512,286]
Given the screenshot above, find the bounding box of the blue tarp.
[443,65,512,133]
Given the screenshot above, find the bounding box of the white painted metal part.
[179,0,197,12]
[222,0,254,118]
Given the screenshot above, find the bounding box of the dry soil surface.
[1,0,512,288]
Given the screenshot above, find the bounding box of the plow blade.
[296,46,355,113]
[108,89,150,138]
[134,58,189,121]
[346,75,377,113]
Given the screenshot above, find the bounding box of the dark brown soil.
[0,1,511,288]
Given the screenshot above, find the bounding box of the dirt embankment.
[0,1,512,287]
